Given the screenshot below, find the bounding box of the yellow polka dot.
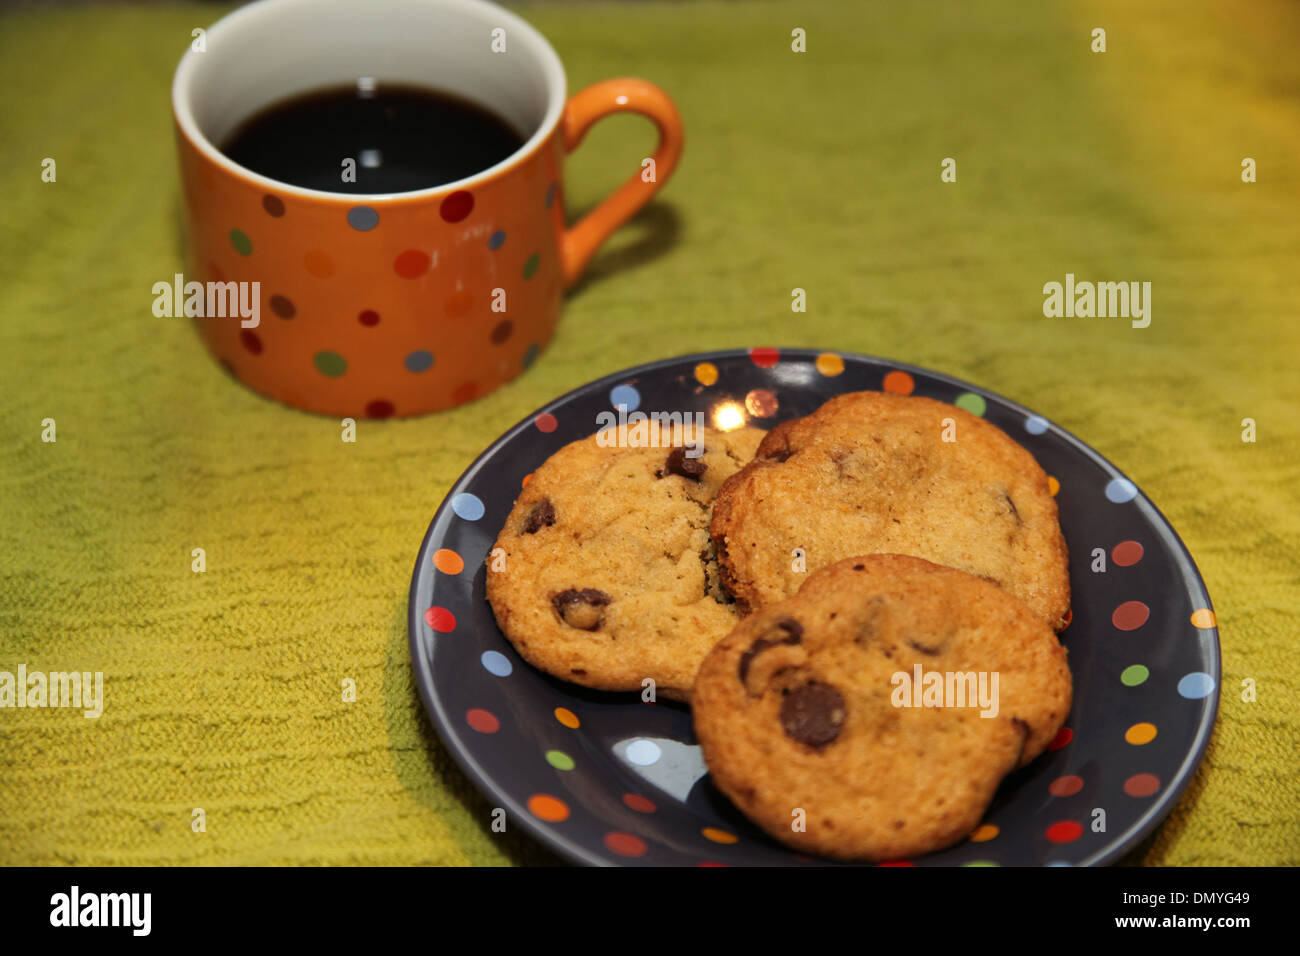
[1190,609,1216,629]
[815,352,844,377]
[1125,722,1157,745]
[1048,475,1060,496]
[553,707,579,729]
[694,361,719,386]
[702,827,738,844]
[970,824,999,843]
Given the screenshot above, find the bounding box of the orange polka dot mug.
[172,0,683,417]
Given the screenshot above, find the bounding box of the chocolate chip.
[906,638,942,656]
[780,681,845,748]
[738,618,804,683]
[521,498,555,534]
[1000,489,1022,525]
[552,588,611,630]
[660,446,707,480]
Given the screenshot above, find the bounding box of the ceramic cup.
[172,0,683,417]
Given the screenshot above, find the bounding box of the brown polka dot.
[365,400,395,419]
[269,294,295,319]
[358,309,380,327]
[490,319,513,344]
[239,330,263,355]
[262,194,285,217]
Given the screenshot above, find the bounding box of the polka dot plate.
[408,348,1220,866]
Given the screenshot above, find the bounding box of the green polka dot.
[313,350,347,377]
[963,860,999,867]
[545,750,574,771]
[229,229,252,256]
[954,392,986,417]
[522,252,540,280]
[1121,664,1150,687]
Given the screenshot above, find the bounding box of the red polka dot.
[1112,601,1150,631]
[394,249,431,278]
[1048,774,1084,797]
[440,190,475,222]
[452,382,478,404]
[358,309,381,327]
[424,606,456,632]
[603,832,647,857]
[882,370,915,395]
[878,860,915,867]
[490,319,513,344]
[1047,727,1073,751]
[697,861,728,867]
[1112,540,1144,566]
[240,330,263,355]
[465,708,499,733]
[622,793,657,813]
[749,346,780,368]
[366,400,395,419]
[535,413,558,433]
[1123,773,1161,797]
[1046,821,1083,843]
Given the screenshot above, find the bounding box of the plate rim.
[407,347,1221,867]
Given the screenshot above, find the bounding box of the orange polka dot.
[1190,609,1216,629]
[553,707,579,729]
[1125,722,1158,745]
[527,794,570,822]
[303,250,335,277]
[394,249,431,279]
[744,389,779,418]
[702,827,738,844]
[604,832,647,857]
[882,370,914,395]
[432,548,464,575]
[694,362,719,386]
[815,353,844,376]
[970,824,999,842]
[1048,475,1060,496]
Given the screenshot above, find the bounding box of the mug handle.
[558,78,684,288]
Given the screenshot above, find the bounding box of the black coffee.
[221,82,525,193]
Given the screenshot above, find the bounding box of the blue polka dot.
[610,384,640,412]
[1105,478,1138,503]
[488,230,506,250]
[481,651,513,677]
[347,205,379,231]
[1177,672,1216,699]
[545,182,558,208]
[1045,861,1074,867]
[1025,415,1050,435]
[451,493,484,521]
[625,739,661,766]
[405,350,434,373]
[522,343,540,369]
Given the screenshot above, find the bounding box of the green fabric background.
[1,0,1297,865]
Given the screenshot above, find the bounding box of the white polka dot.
[625,739,662,766]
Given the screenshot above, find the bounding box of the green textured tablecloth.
[1,0,1297,865]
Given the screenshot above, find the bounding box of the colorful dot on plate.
[440,190,474,222]
[815,352,844,376]
[954,392,986,417]
[1045,861,1074,867]
[622,793,656,813]
[358,309,380,327]
[269,294,295,319]
[304,250,335,277]
[490,320,513,345]
[451,492,485,521]
[745,388,779,418]
[424,606,455,632]
[405,350,434,373]
[1112,600,1150,631]
[313,350,347,377]
[481,651,512,676]
[604,832,647,857]
[262,194,285,217]
[970,824,999,842]
[1112,540,1144,566]
[695,362,719,386]
[1045,821,1083,844]
[1124,773,1161,798]
[697,861,728,868]
[488,230,506,250]
[702,827,738,845]
[1105,478,1138,503]
[366,399,394,419]
[963,861,1000,867]
[878,861,914,867]
[432,549,464,574]
[347,206,379,231]
[1177,672,1216,699]
[1190,609,1217,629]
[527,794,569,822]
[545,750,575,771]
[240,330,263,355]
[554,707,579,729]
[394,249,431,279]
[1121,664,1149,687]
[882,370,914,395]
[1048,475,1060,496]
[535,412,558,433]
[610,384,640,411]
[1049,775,1084,797]
[1125,722,1158,745]
[749,346,779,368]
[522,253,540,279]
[1047,727,1073,751]
[625,739,661,766]
[1025,415,1049,435]
[466,708,499,733]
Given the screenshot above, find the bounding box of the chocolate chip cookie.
[710,391,1070,628]
[485,422,765,701]
[692,554,1072,861]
